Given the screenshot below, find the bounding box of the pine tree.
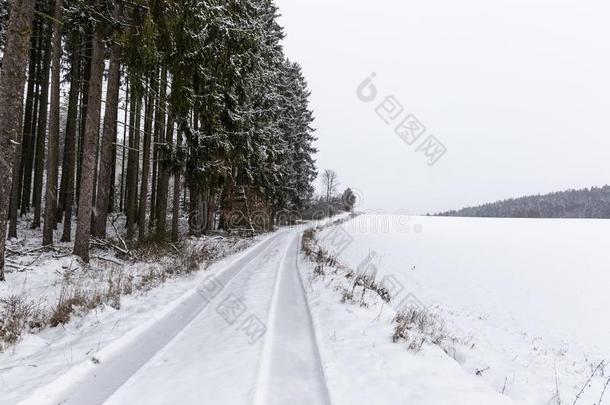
[2,0,320,275]
[0,0,37,280]
[31,15,53,230]
[73,25,106,262]
[8,26,38,239]
[138,72,156,241]
[43,0,64,246]
[59,33,81,242]
[19,20,43,217]
[125,88,141,240]
[94,2,124,238]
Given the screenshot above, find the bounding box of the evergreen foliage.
[0,0,319,269]
[438,186,610,219]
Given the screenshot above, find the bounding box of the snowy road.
[254,236,331,405]
[19,229,331,405]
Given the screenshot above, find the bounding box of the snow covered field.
[314,215,610,404]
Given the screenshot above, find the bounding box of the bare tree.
[0,0,36,281]
[321,169,339,203]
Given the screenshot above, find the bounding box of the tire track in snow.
[17,231,287,405]
[254,234,332,405]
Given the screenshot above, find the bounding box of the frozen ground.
[314,215,610,404]
[3,229,334,405]
[0,216,257,405]
[0,215,344,404]
[3,214,608,404]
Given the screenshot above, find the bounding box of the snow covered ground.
[0,215,345,404]
[0,217,259,405]
[313,215,610,404]
[2,214,609,405]
[2,229,332,405]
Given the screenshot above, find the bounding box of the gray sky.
[276,0,610,214]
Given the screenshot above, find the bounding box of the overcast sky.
[276,0,610,214]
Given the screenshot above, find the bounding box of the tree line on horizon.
[0,0,317,281]
[437,186,610,219]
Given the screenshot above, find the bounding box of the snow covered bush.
[49,288,98,327]
[303,223,393,307]
[343,269,392,306]
[50,281,114,327]
[392,306,448,352]
[302,229,341,279]
[0,296,47,349]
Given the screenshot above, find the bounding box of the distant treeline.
[437,186,610,219]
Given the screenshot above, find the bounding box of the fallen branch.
[22,245,57,254]
[90,238,131,258]
[4,261,30,273]
[5,247,21,256]
[24,252,43,267]
[169,243,181,255]
[92,255,125,266]
[110,214,130,255]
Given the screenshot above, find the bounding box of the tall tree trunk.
[171,126,183,242]
[126,87,141,239]
[58,37,79,223]
[76,34,92,206]
[138,73,156,242]
[207,191,216,231]
[109,126,117,212]
[8,28,37,238]
[20,25,42,216]
[42,0,62,245]
[60,39,81,242]
[156,115,172,239]
[152,66,167,232]
[0,0,36,280]
[188,183,199,235]
[149,70,160,227]
[119,82,129,214]
[94,7,122,238]
[188,111,202,236]
[73,30,105,263]
[32,29,52,229]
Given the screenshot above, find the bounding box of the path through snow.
[17,229,331,405]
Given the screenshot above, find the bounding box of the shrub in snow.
[303,225,392,306]
[342,270,392,307]
[392,306,448,352]
[50,295,89,327]
[49,267,131,327]
[0,296,47,349]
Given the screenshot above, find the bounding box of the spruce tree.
[0,0,37,279]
